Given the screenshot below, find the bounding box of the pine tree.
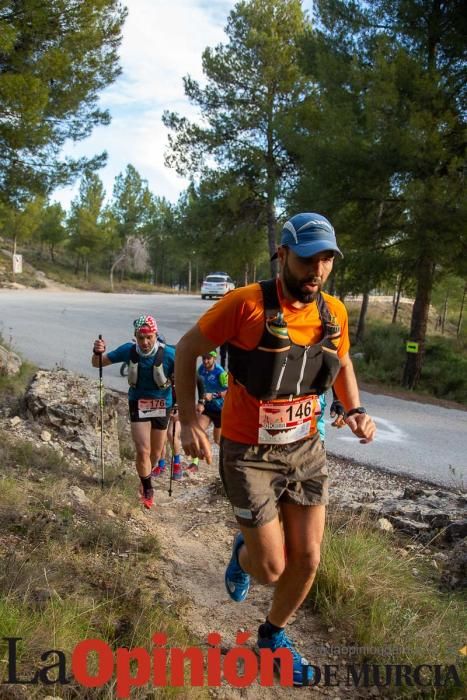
[111,165,153,242]
[293,0,466,385]
[163,0,312,274]
[178,171,268,285]
[35,201,66,262]
[0,196,43,259]
[0,0,126,206]
[67,173,109,279]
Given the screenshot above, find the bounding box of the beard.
[282,257,322,303]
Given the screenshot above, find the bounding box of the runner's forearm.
[91,353,112,368]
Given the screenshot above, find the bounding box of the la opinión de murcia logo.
[1,633,463,697]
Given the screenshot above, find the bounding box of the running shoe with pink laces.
[172,463,183,480]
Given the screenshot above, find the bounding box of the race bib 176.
[138,398,166,419]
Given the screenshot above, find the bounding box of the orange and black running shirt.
[198,280,350,445]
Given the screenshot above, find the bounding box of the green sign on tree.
[406,341,419,354]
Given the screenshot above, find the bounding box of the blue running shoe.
[257,628,314,686]
[224,532,250,602]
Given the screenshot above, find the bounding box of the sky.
[55,0,313,212]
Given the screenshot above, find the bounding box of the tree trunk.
[267,199,277,277]
[252,262,257,282]
[402,256,434,389]
[392,274,403,324]
[188,259,192,293]
[12,235,17,280]
[266,99,278,278]
[441,290,448,334]
[356,290,370,343]
[356,202,384,342]
[244,261,249,287]
[158,250,166,287]
[337,266,346,301]
[50,244,55,263]
[457,282,466,338]
[110,251,126,292]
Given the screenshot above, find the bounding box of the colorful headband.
[133,315,157,335]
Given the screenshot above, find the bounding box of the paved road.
[1,289,465,488]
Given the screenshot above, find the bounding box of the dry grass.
[0,433,208,699]
[0,249,46,288]
[308,511,466,698]
[22,248,178,295]
[346,297,450,336]
[0,355,36,416]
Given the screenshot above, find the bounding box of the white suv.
[201,272,235,299]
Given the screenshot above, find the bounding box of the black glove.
[330,399,346,419]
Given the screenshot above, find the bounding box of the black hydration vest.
[127,343,172,390]
[227,279,342,401]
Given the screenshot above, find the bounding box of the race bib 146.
[258,395,320,445]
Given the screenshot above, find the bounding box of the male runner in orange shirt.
[175,213,376,685]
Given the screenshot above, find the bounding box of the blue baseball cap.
[272,213,343,260]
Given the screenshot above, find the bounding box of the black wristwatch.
[346,407,367,417]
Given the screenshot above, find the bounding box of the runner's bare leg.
[130,421,152,477]
[237,503,325,627]
[238,517,285,582]
[150,426,168,465]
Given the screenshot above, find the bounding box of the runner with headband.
[92,315,175,510]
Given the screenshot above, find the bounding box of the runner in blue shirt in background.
[197,350,228,446]
[92,315,175,510]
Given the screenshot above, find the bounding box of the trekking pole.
[98,334,105,489]
[168,406,177,497]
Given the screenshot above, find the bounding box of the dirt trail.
[34,269,81,292]
[0,249,80,292]
[144,444,373,699]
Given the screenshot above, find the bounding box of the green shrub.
[353,322,467,403]
[421,338,467,403]
[0,339,36,412]
[353,322,407,385]
[0,431,67,474]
